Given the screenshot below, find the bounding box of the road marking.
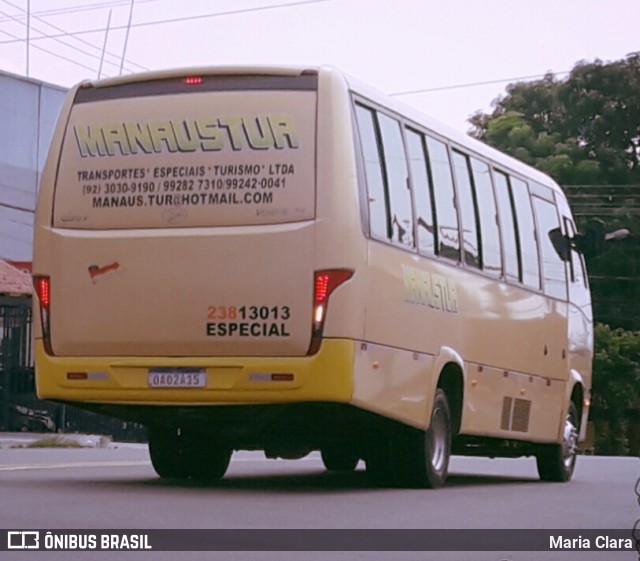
[0,461,150,472]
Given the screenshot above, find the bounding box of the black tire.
[396,388,452,488]
[366,389,452,488]
[148,428,231,481]
[321,447,359,472]
[536,401,579,482]
[188,447,232,481]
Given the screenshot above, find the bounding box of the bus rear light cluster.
[33,275,53,355]
[309,269,353,355]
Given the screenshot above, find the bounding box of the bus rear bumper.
[34,338,354,406]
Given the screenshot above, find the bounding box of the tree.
[591,324,640,455]
[470,57,640,455]
[470,55,640,185]
[470,55,640,331]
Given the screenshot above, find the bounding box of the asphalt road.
[0,445,637,561]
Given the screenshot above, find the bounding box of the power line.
[0,0,330,44]
[389,71,571,97]
[0,22,102,73]
[2,0,148,71]
[0,0,148,73]
[0,0,160,23]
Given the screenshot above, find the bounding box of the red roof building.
[0,259,32,296]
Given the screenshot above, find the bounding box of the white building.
[0,70,66,261]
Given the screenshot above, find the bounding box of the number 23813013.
[207,305,291,321]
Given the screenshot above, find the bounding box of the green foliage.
[470,55,640,455]
[470,55,640,331]
[591,324,640,455]
[470,55,640,185]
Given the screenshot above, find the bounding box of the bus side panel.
[460,364,564,442]
[357,241,569,441]
[352,341,436,430]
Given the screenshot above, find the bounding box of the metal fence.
[0,296,146,441]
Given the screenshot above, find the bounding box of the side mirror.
[549,228,571,262]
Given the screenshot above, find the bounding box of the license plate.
[148,368,207,388]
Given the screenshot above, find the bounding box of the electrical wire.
[0,0,330,44]
[0,0,147,73]
[0,0,160,23]
[0,23,102,73]
[389,71,572,97]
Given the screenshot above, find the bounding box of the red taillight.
[183,76,203,85]
[33,275,53,354]
[315,274,330,307]
[314,270,353,308]
[34,276,51,310]
[309,269,353,354]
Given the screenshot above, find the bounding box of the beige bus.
[33,65,593,487]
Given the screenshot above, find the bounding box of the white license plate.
[148,368,207,388]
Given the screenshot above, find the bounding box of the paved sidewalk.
[0,432,146,449]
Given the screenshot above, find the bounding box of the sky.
[0,0,638,134]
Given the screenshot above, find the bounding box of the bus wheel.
[397,388,452,488]
[321,447,359,472]
[188,447,232,481]
[536,401,579,482]
[148,428,189,479]
[148,428,231,481]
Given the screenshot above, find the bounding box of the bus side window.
[426,137,460,261]
[355,104,390,243]
[452,151,480,269]
[406,128,436,255]
[377,113,414,248]
[564,217,588,288]
[532,197,568,300]
[470,158,502,277]
[510,177,541,290]
[493,171,520,283]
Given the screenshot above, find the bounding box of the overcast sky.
[0,0,638,133]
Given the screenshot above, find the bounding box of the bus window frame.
[405,126,438,258]
[451,148,482,270]
[351,94,571,299]
[531,193,570,302]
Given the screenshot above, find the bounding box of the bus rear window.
[53,78,316,229]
